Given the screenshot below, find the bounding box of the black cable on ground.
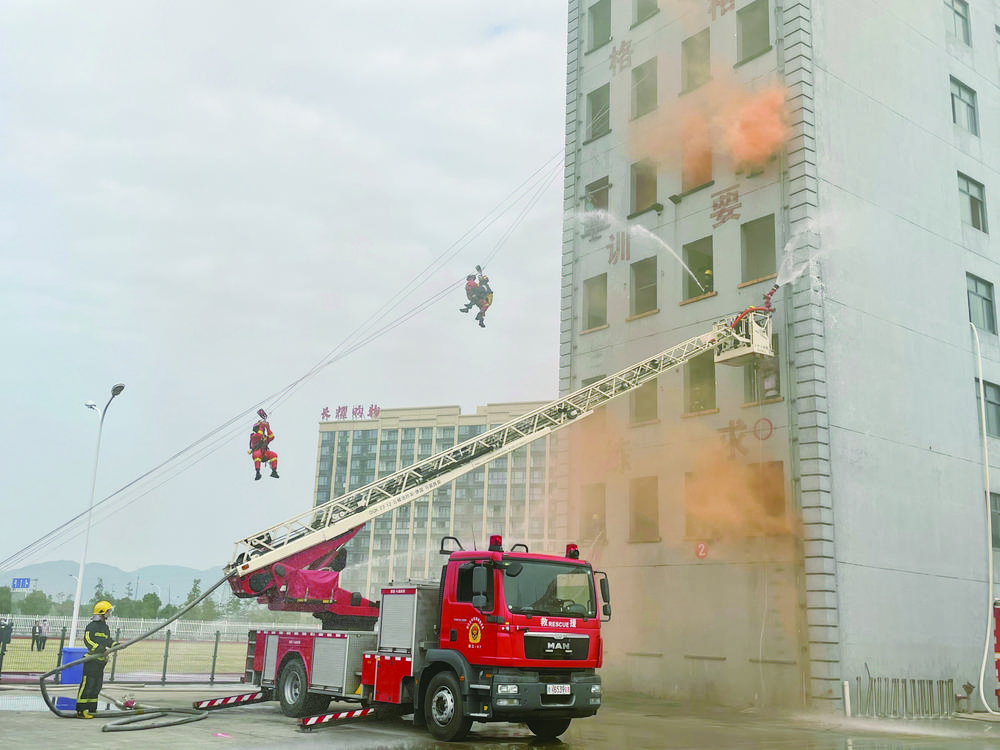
[38,572,231,731]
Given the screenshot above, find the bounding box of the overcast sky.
[1,2,568,575]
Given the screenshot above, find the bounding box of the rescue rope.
[38,573,231,731]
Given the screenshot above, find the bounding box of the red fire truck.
[215,305,773,740]
[242,534,609,741]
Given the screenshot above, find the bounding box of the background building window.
[630,379,657,423]
[682,236,713,299]
[583,273,608,329]
[976,380,1000,437]
[587,83,610,140]
[958,173,988,232]
[737,0,770,62]
[629,476,659,542]
[630,160,657,215]
[945,0,971,45]
[950,77,979,135]
[744,337,780,402]
[629,256,657,316]
[968,274,997,333]
[631,57,657,118]
[686,351,716,412]
[634,0,658,25]
[741,214,776,282]
[681,28,710,91]
[581,483,606,541]
[588,0,611,51]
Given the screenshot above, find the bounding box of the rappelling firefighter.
[249,408,279,480]
[459,268,493,328]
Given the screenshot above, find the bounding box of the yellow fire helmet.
[93,600,113,616]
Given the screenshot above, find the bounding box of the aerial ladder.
[225,304,774,629]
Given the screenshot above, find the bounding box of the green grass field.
[1,637,246,679]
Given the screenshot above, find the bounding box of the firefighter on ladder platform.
[250,409,279,481]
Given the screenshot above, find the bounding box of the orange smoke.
[629,75,790,174]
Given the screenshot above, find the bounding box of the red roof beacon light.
[488,535,504,552]
[565,543,580,559]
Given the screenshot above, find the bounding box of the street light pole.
[68,383,125,646]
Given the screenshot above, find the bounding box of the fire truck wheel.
[276,658,330,718]
[526,717,572,739]
[424,671,472,742]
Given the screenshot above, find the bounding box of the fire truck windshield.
[503,560,596,618]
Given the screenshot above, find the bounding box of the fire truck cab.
[247,534,609,741]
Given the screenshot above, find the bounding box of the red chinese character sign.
[326,404,382,420]
[710,185,741,228]
[609,41,632,75]
[607,231,631,265]
[708,0,735,20]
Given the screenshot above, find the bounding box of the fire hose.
[39,573,231,731]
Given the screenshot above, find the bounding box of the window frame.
[945,0,971,45]
[744,336,781,403]
[991,492,1000,549]
[588,0,611,52]
[968,273,997,334]
[628,475,659,542]
[586,83,611,141]
[629,378,658,424]
[950,76,979,135]
[958,172,988,233]
[583,273,609,330]
[681,28,711,92]
[976,379,1000,437]
[634,0,659,26]
[682,236,714,299]
[629,159,658,216]
[737,0,771,63]
[629,256,658,317]
[685,351,716,413]
[741,214,777,283]
[631,57,658,119]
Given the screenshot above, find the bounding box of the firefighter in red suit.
[250,408,279,480]
[459,274,479,313]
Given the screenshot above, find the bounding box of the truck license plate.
[546,684,571,695]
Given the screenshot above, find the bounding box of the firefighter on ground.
[250,408,279,480]
[76,600,118,719]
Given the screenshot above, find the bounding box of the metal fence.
[853,674,963,718]
[0,613,266,685]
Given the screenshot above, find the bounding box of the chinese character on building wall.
[607,231,631,265]
[367,404,381,419]
[320,407,331,420]
[335,405,348,420]
[708,0,735,20]
[710,185,741,228]
[352,404,364,419]
[609,41,632,75]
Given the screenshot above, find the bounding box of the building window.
[631,57,657,119]
[630,379,658,423]
[681,139,712,192]
[968,274,997,333]
[958,173,988,232]
[581,483,606,541]
[686,351,716,412]
[587,83,611,141]
[945,0,971,45]
[682,236,713,299]
[582,177,610,237]
[681,28,710,92]
[976,380,1000,437]
[629,476,659,542]
[991,493,1000,549]
[634,0,658,25]
[737,0,770,63]
[685,462,785,539]
[744,337,781,402]
[583,274,608,330]
[630,160,657,216]
[629,256,657,316]
[588,0,611,51]
[741,214,776,282]
[951,77,979,135]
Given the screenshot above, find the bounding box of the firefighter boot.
[76,711,94,719]
[255,470,262,481]
[270,470,279,479]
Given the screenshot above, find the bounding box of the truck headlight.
[591,684,602,694]
[496,684,519,695]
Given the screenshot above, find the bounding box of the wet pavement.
[1,683,998,749]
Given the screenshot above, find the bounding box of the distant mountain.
[4,560,226,606]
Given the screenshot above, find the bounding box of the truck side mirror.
[599,576,610,603]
